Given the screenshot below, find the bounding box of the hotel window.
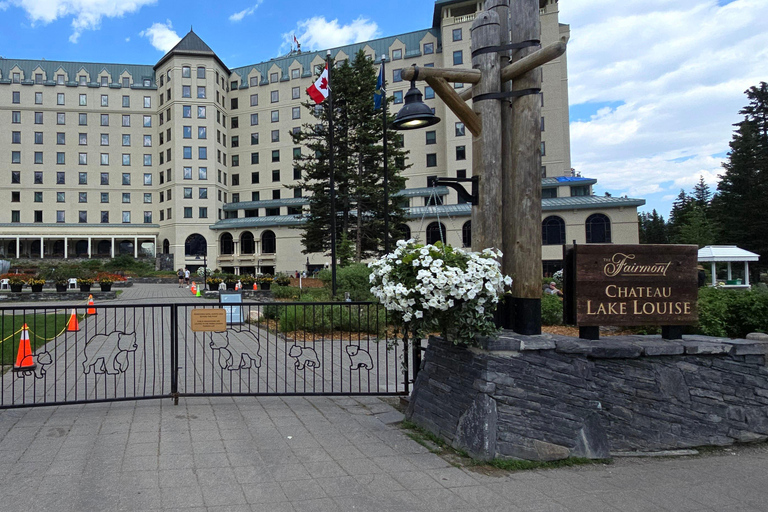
[182,85,191,98]
[57,93,65,105]
[198,126,207,139]
[271,130,279,143]
[230,116,238,128]
[393,69,402,82]
[144,211,152,223]
[183,126,192,138]
[79,113,88,125]
[101,76,108,87]
[199,167,207,180]
[424,42,434,54]
[251,153,260,164]
[144,96,151,108]
[101,95,108,106]
[541,141,546,156]
[80,173,88,185]
[424,86,434,100]
[425,131,436,145]
[144,193,152,203]
[123,134,131,146]
[57,192,65,202]
[182,66,191,78]
[144,173,152,185]
[12,111,21,123]
[426,153,437,167]
[232,155,239,167]
[122,192,131,203]
[271,90,279,103]
[250,76,259,87]
[272,150,279,163]
[392,49,402,60]
[11,170,20,182]
[270,72,278,83]
[144,135,152,147]
[35,112,43,124]
[199,147,207,159]
[101,173,109,185]
[251,172,259,184]
[541,116,545,131]
[11,152,20,164]
[56,172,65,184]
[456,146,466,160]
[197,66,205,79]
[183,167,192,180]
[293,148,301,160]
[183,207,192,218]
[231,98,238,110]
[271,110,279,122]
[101,192,109,203]
[294,168,301,180]
[143,115,152,127]
[122,77,130,87]
[199,188,208,199]
[101,211,109,223]
[197,106,206,118]
[79,192,87,203]
[183,105,191,118]
[57,152,65,164]
[453,51,463,65]
[79,94,87,106]
[231,135,239,148]
[12,192,20,202]
[122,115,130,126]
[12,91,20,104]
[455,122,465,136]
[101,114,109,126]
[197,86,206,99]
[122,211,131,223]
[183,147,192,159]
[34,152,43,164]
[35,192,43,202]
[183,188,192,199]
[79,133,88,145]
[251,113,259,125]
[452,28,462,41]
[292,106,301,119]
[79,76,87,86]
[57,133,66,144]
[101,133,109,146]
[33,132,43,144]
[272,169,280,182]
[122,154,131,165]
[249,93,259,106]
[101,154,109,165]
[144,154,152,166]
[393,91,403,104]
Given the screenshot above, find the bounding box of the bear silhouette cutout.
[16,350,53,379]
[82,331,138,375]
[288,344,320,370]
[345,345,374,370]
[209,331,262,371]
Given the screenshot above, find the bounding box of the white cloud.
[139,20,181,53]
[229,0,263,22]
[4,0,157,43]
[559,0,768,214]
[125,36,130,42]
[281,16,380,54]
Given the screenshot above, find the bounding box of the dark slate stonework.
[405,333,768,461]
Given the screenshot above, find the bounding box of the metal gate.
[0,302,414,409]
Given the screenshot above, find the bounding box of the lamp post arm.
[401,66,481,84]
[424,76,482,136]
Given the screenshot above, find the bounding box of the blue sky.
[1,0,766,220]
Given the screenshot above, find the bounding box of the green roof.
[0,58,155,87]
[223,197,308,212]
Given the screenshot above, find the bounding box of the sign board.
[190,309,227,332]
[564,244,698,326]
[219,291,243,325]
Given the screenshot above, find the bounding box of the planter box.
[100,284,112,292]
[56,284,68,293]
[10,284,23,293]
[79,285,91,292]
[30,285,44,293]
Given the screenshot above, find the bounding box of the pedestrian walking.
[184,268,190,287]
[177,268,184,287]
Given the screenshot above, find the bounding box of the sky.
[1,0,766,218]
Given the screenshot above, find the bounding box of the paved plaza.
[0,284,766,511]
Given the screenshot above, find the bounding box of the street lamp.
[195,251,207,290]
[391,67,441,131]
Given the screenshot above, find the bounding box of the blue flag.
[373,64,384,110]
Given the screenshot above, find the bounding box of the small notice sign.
[191,309,227,332]
[565,244,698,327]
[219,291,243,325]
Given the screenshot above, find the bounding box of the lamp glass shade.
[391,81,440,130]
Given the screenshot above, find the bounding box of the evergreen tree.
[291,51,409,261]
[692,175,712,208]
[638,209,668,244]
[667,189,694,242]
[711,83,768,279]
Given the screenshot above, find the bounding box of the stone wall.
[406,333,768,461]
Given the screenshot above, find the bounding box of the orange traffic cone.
[67,309,80,332]
[190,282,197,295]
[13,323,36,372]
[253,283,258,291]
[87,295,96,315]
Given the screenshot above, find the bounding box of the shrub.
[318,263,376,301]
[541,293,563,326]
[696,287,768,338]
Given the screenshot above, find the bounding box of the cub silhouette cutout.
[82,331,138,375]
[208,331,262,371]
[16,351,53,379]
[345,345,374,370]
[288,344,320,370]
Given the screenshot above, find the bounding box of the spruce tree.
[638,209,668,244]
[290,50,409,261]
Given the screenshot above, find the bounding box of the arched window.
[52,241,64,256]
[426,222,446,246]
[240,232,255,254]
[163,239,170,254]
[220,233,234,255]
[185,233,207,256]
[542,216,566,245]
[396,224,411,243]
[97,240,111,255]
[119,240,134,255]
[586,214,611,243]
[75,240,88,256]
[261,230,276,254]
[462,221,472,248]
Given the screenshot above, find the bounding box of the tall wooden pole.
[470,10,503,254]
[506,0,542,334]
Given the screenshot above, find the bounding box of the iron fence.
[0,301,415,409]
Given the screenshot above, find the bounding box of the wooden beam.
[401,66,481,84]
[457,39,567,101]
[424,76,481,136]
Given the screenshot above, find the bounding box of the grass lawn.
[0,313,71,366]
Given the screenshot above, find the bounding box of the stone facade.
[406,333,768,461]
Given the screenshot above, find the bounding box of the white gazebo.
[698,245,760,288]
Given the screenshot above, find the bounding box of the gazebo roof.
[698,245,760,263]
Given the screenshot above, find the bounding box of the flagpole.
[381,55,390,255]
[327,50,337,297]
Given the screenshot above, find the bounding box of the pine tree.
[711,82,768,279]
[291,51,409,261]
[638,209,668,244]
[692,175,712,208]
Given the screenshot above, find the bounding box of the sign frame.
[219,290,244,325]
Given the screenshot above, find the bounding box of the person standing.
[177,268,184,288]
[184,268,190,287]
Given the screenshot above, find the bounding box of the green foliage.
[638,209,669,244]
[292,49,409,260]
[271,285,330,301]
[317,263,374,301]
[696,287,768,338]
[336,233,355,268]
[541,293,563,326]
[103,255,156,276]
[278,303,386,334]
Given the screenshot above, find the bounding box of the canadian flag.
[306,64,329,104]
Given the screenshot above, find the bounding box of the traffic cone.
[190,282,197,295]
[67,309,80,332]
[87,295,96,315]
[13,324,36,372]
[253,283,258,291]
[196,287,201,297]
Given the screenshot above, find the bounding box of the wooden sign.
[191,309,227,332]
[565,244,698,326]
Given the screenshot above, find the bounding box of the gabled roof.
[154,30,230,73]
[698,246,760,262]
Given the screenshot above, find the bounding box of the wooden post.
[506,0,542,334]
[470,10,503,254]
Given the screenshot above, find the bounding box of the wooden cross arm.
[401,66,481,84]
[458,38,567,101]
[424,76,482,136]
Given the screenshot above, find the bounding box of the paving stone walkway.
[0,285,766,511]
